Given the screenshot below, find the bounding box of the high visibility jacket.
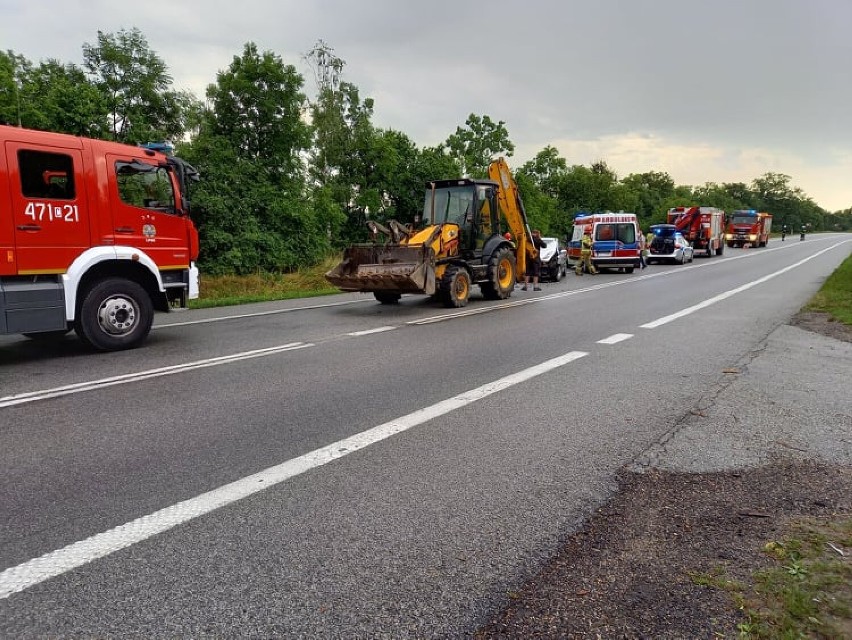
[581,234,593,254]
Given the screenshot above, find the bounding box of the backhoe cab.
[325,158,532,307]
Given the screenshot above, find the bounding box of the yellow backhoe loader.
[325,158,537,307]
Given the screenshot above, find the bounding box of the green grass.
[189,256,342,309]
[739,518,852,639]
[803,253,852,326]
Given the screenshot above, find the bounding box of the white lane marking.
[0,350,589,600]
[154,298,370,329]
[640,242,845,329]
[409,280,626,325]
[597,333,633,345]
[347,326,396,336]
[409,238,851,326]
[0,343,313,409]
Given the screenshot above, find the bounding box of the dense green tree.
[25,59,107,136]
[304,41,387,244]
[0,50,107,135]
[444,113,514,178]
[621,171,676,226]
[748,172,828,231]
[83,28,197,143]
[181,42,322,274]
[0,50,27,126]
[518,145,567,198]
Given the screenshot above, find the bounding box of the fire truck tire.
[23,328,72,341]
[440,266,471,308]
[481,246,516,300]
[75,278,154,351]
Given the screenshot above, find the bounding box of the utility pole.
[15,75,22,127]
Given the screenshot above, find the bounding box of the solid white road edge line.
[0,349,588,600]
[640,242,846,329]
[0,343,314,409]
[597,333,633,344]
[154,298,369,329]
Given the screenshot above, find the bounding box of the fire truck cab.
[0,125,200,351]
[726,210,772,248]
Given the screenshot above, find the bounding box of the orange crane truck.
[667,206,726,257]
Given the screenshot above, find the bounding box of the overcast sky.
[3,0,850,210]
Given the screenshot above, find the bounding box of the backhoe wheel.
[75,278,153,351]
[374,292,402,305]
[440,266,471,308]
[481,246,516,300]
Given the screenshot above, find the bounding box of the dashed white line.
[597,333,633,345]
[0,349,589,600]
[347,326,396,336]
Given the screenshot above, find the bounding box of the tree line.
[2,29,849,275]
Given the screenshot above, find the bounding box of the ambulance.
[567,212,641,273]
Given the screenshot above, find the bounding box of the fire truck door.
[7,144,91,274]
[106,154,191,270]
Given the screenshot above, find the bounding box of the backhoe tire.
[481,246,516,300]
[374,292,401,305]
[440,266,471,308]
[75,278,153,351]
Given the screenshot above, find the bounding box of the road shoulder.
[476,318,852,638]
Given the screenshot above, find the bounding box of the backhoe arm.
[488,157,535,276]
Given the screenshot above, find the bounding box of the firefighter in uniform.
[576,226,598,275]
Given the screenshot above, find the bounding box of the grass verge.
[695,518,852,639]
[189,256,342,309]
[695,252,852,638]
[803,252,852,326]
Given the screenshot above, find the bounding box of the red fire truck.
[0,125,200,351]
[726,210,772,248]
[666,206,726,257]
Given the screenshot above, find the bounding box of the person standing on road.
[637,229,647,269]
[522,229,547,291]
[576,226,598,275]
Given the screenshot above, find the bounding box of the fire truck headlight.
[725,233,732,240]
[749,234,757,241]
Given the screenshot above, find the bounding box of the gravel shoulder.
[476,312,852,639]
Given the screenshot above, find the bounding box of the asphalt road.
[1,234,850,638]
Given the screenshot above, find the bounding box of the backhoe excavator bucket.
[325,244,436,295]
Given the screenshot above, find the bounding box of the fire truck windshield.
[731,215,756,224]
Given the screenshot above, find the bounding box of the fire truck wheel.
[75,278,154,351]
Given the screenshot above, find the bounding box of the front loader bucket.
[325,244,436,295]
